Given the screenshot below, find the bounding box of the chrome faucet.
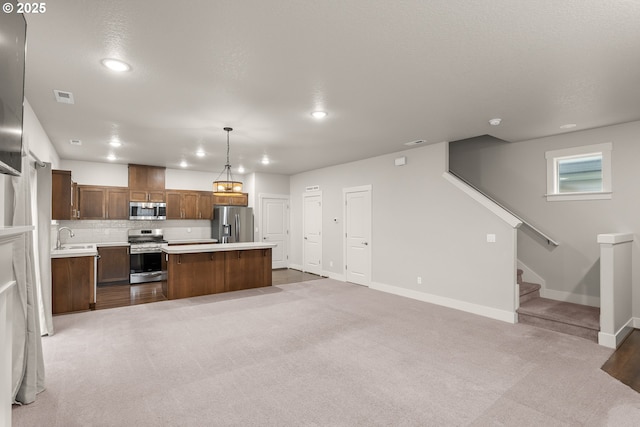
[56,226,75,250]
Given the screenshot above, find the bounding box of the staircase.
[516,269,600,342]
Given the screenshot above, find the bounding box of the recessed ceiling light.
[261,156,270,165]
[560,123,577,129]
[69,139,82,146]
[109,140,122,147]
[237,166,245,173]
[311,111,328,119]
[488,118,502,126]
[196,150,205,157]
[101,58,132,72]
[107,153,116,161]
[180,160,188,168]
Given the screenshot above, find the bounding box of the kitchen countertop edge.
[162,242,277,254]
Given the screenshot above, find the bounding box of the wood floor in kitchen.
[95,268,323,310]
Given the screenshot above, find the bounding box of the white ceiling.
[24,0,640,176]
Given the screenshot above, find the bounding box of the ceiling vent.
[69,139,82,146]
[54,90,75,104]
[404,140,426,147]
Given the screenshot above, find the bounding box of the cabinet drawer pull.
[177,255,181,265]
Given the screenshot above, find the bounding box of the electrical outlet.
[329,261,333,267]
[486,234,496,243]
[417,276,422,284]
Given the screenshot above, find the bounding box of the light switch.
[486,234,496,243]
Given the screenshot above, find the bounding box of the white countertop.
[167,238,218,245]
[162,242,277,254]
[96,241,130,247]
[51,244,98,258]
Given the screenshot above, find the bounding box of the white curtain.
[11,154,45,404]
[35,163,53,336]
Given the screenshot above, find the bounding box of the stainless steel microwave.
[129,202,166,220]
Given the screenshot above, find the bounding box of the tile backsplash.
[54,219,212,247]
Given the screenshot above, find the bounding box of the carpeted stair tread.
[519,281,541,297]
[518,297,600,331]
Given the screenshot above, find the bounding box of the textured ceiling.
[23,0,640,175]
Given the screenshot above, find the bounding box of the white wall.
[2,99,59,226]
[59,160,128,187]
[290,142,517,320]
[448,120,640,310]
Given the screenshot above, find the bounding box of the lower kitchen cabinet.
[224,249,271,292]
[97,246,130,285]
[166,248,271,299]
[52,256,94,314]
[166,252,225,299]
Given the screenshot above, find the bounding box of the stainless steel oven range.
[128,229,167,284]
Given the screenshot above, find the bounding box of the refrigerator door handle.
[235,214,240,242]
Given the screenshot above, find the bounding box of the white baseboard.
[541,288,600,308]
[369,281,517,324]
[288,263,303,271]
[598,318,634,349]
[325,271,346,281]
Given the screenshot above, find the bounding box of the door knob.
[362,241,368,245]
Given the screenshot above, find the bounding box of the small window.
[545,142,612,201]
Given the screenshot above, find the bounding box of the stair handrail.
[445,171,559,246]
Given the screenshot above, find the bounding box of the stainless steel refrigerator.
[212,206,254,243]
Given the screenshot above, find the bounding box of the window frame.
[545,142,612,202]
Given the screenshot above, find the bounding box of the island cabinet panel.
[165,248,272,300]
[224,249,271,291]
[52,256,94,314]
[167,252,225,299]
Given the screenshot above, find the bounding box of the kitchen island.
[162,242,277,300]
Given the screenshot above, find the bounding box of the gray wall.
[449,120,640,310]
[290,142,517,317]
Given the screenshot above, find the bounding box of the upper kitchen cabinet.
[78,186,129,220]
[52,169,72,220]
[129,164,166,202]
[129,189,166,203]
[128,164,166,191]
[166,190,214,219]
[213,193,248,207]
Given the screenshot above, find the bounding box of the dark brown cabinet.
[166,252,225,299]
[97,246,130,285]
[52,169,72,220]
[78,186,129,219]
[213,193,248,207]
[166,190,211,219]
[78,186,106,219]
[128,164,165,191]
[52,256,94,314]
[224,249,271,292]
[197,192,214,219]
[129,189,165,203]
[166,248,271,300]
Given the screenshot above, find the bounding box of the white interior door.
[344,186,371,286]
[261,196,288,269]
[303,192,322,275]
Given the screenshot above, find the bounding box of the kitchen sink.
[62,244,95,250]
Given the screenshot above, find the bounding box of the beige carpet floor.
[12,279,640,426]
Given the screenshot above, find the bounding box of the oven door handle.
[139,272,163,278]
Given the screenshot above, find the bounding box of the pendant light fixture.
[213,127,243,194]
